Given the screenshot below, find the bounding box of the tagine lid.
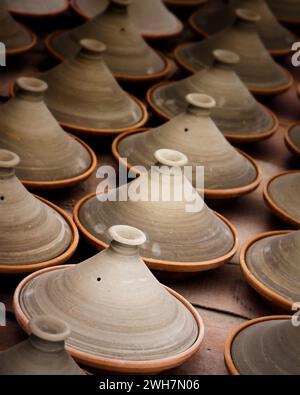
[225,316,300,375]
[0,149,78,273]
[0,316,84,375]
[41,39,147,135]
[116,93,261,198]
[8,0,69,17]
[148,49,277,143]
[0,77,96,188]
[285,123,300,157]
[46,0,171,81]
[264,171,300,228]
[267,0,300,24]
[175,8,293,95]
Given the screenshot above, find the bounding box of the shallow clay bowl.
[285,123,300,157]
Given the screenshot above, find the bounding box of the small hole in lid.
[97,277,102,282]
[121,27,126,32]
[184,128,189,132]
[0,196,4,201]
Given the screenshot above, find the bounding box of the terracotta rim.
[13,264,205,373]
[5,25,37,56]
[146,82,279,143]
[73,192,239,273]
[0,197,79,275]
[173,43,294,96]
[224,315,292,375]
[112,128,262,199]
[263,170,300,228]
[8,0,69,17]
[45,30,173,83]
[285,122,300,157]
[240,230,295,311]
[164,0,208,7]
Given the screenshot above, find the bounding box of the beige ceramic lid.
[15,225,202,368]
[40,39,147,134]
[175,8,292,94]
[0,77,95,185]
[285,123,300,157]
[148,50,277,142]
[117,93,260,197]
[0,316,84,375]
[46,0,169,80]
[0,150,73,267]
[8,0,68,17]
[267,0,300,24]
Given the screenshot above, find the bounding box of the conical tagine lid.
[189,0,296,56]
[1,77,95,188]
[14,225,204,373]
[241,230,300,311]
[46,0,170,81]
[8,0,69,17]
[225,316,300,374]
[264,171,300,228]
[267,0,300,24]
[175,8,293,95]
[75,149,238,272]
[116,94,261,198]
[0,316,84,375]
[0,150,76,272]
[148,50,277,143]
[40,39,147,135]
[285,123,300,157]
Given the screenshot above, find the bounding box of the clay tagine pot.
[189,0,296,57]
[46,0,172,82]
[14,225,205,373]
[225,316,300,374]
[267,0,300,24]
[8,0,69,17]
[0,316,85,375]
[114,94,261,199]
[0,149,79,274]
[285,123,300,157]
[175,8,293,95]
[39,39,147,135]
[74,149,238,274]
[1,77,96,189]
[147,49,278,143]
[71,0,183,40]
[264,171,300,228]
[240,230,300,311]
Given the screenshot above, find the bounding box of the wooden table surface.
[0,4,299,375]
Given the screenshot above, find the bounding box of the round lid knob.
[79,39,106,59]
[154,149,188,168]
[109,225,146,247]
[110,0,131,12]
[186,93,216,117]
[213,49,240,66]
[235,8,261,23]
[29,316,71,343]
[0,149,20,178]
[15,77,48,101]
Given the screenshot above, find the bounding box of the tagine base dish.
[285,123,300,157]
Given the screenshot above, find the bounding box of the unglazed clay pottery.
[240,230,300,311]
[40,39,147,135]
[71,0,183,39]
[147,50,278,143]
[285,123,300,157]
[8,0,69,17]
[175,9,293,95]
[0,149,79,274]
[46,0,171,82]
[13,225,204,373]
[1,77,96,189]
[0,316,84,375]
[225,316,300,375]
[264,171,300,228]
[114,94,261,199]
[74,149,238,274]
[267,0,300,24]
[189,0,296,56]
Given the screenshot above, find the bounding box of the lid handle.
[109,225,146,247]
[15,77,48,101]
[0,149,20,178]
[186,93,216,117]
[109,0,131,12]
[213,49,240,67]
[235,8,261,24]
[79,39,106,59]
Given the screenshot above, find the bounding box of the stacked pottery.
[8,0,69,17]
[114,93,261,198]
[267,0,300,24]
[46,0,171,82]
[175,8,293,95]
[0,316,85,375]
[0,77,96,189]
[148,49,278,142]
[14,225,204,373]
[0,149,78,274]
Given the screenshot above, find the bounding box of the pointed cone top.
[267,0,300,24]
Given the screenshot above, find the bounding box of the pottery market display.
[46,0,171,82]
[13,225,204,373]
[114,94,261,199]
[71,0,183,39]
[0,149,78,274]
[285,123,300,157]
[225,316,300,375]
[267,0,300,24]
[74,149,238,274]
[175,9,293,95]
[39,39,147,135]
[1,77,96,189]
[0,316,84,375]
[240,230,300,311]
[147,49,278,143]
[8,0,69,17]
[264,171,300,228]
[189,0,296,56]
